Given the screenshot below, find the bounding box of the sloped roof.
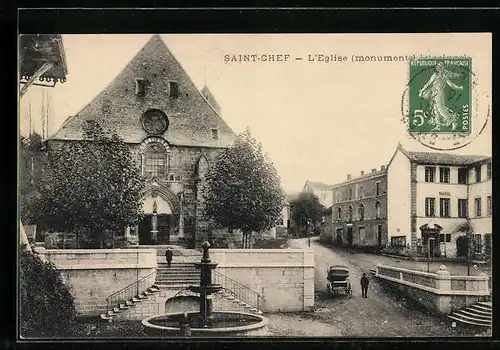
[201,85,221,114]
[20,34,68,83]
[50,35,236,148]
[304,180,333,191]
[406,151,490,166]
[400,146,490,166]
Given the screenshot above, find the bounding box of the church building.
[47,35,236,248]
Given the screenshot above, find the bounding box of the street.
[275,237,486,337]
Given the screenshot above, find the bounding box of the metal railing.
[212,270,261,310]
[105,270,157,313]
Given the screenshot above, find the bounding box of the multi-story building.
[330,167,388,249]
[386,144,492,258]
[46,35,236,248]
[302,180,333,208]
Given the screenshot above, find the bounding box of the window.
[211,128,219,140]
[169,81,179,98]
[348,188,353,200]
[425,197,436,217]
[347,206,353,221]
[391,236,406,247]
[458,168,468,184]
[358,204,365,221]
[439,167,450,183]
[376,182,381,196]
[144,144,167,178]
[440,198,450,217]
[474,234,482,254]
[359,185,364,198]
[487,196,492,216]
[475,198,482,217]
[375,201,381,219]
[337,207,342,220]
[487,162,492,180]
[439,234,451,243]
[475,166,482,182]
[458,199,468,218]
[135,78,147,96]
[425,166,436,182]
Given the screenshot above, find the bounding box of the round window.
[141,109,169,135]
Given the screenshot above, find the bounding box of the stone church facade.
[47,35,236,248]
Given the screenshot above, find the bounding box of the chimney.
[360,170,364,176]
[371,168,377,173]
[347,174,352,180]
[381,165,386,171]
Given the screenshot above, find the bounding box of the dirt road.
[285,238,482,337]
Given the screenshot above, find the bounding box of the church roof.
[201,85,221,114]
[50,35,236,148]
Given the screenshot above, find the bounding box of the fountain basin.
[142,311,269,337]
[188,284,222,294]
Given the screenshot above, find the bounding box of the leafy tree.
[20,244,77,337]
[290,192,326,235]
[32,122,145,248]
[203,128,285,248]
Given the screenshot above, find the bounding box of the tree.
[290,192,326,236]
[20,244,77,337]
[32,122,145,248]
[454,220,475,275]
[203,128,285,248]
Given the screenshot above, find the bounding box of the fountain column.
[190,241,222,328]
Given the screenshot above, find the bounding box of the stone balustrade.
[375,264,490,314]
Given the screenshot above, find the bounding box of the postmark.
[401,56,489,151]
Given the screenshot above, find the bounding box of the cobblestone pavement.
[272,238,491,338]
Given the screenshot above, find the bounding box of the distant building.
[46,35,237,248]
[330,167,388,249]
[302,180,333,207]
[386,144,492,258]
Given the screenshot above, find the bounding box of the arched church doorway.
[139,194,176,245]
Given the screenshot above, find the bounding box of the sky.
[19,33,492,193]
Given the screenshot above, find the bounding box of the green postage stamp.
[408,57,472,134]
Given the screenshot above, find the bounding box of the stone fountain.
[142,241,269,337]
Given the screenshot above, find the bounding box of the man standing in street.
[361,273,369,298]
[165,247,173,268]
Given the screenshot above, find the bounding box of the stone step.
[156,283,197,289]
[156,271,199,276]
[477,301,492,308]
[458,309,492,321]
[469,304,492,313]
[448,314,491,327]
[155,280,198,284]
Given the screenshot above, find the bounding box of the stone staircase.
[155,262,264,316]
[99,284,161,321]
[447,301,492,327]
[100,248,263,321]
[155,262,200,288]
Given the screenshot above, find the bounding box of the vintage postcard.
[18,33,491,339]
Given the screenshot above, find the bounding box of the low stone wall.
[210,249,314,312]
[375,264,490,314]
[33,247,157,316]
